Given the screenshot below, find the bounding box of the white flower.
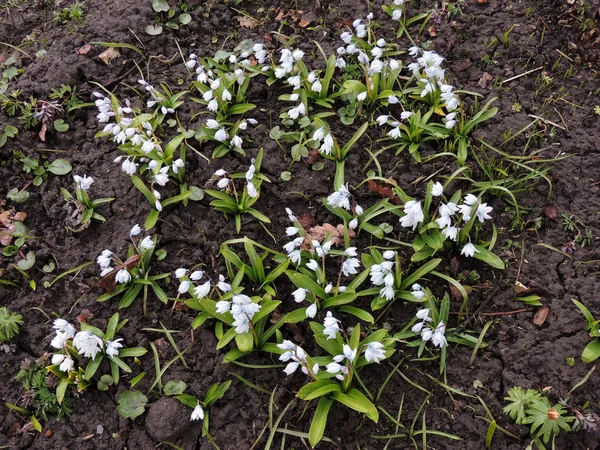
[106,338,123,357]
[327,184,351,210]
[411,321,425,333]
[100,267,114,277]
[215,301,231,314]
[286,226,299,237]
[50,331,69,349]
[342,344,357,362]
[73,175,94,191]
[292,288,307,303]
[461,243,479,258]
[376,115,389,126]
[121,159,138,175]
[52,354,74,372]
[388,127,401,139]
[344,247,358,257]
[377,38,386,47]
[142,140,155,154]
[392,8,402,20]
[96,250,112,268]
[190,271,203,281]
[323,312,340,340]
[326,362,342,374]
[214,169,227,178]
[400,200,424,230]
[73,331,103,360]
[442,226,458,241]
[340,31,352,43]
[416,307,430,321]
[206,119,220,129]
[191,404,204,421]
[439,202,459,217]
[369,59,384,74]
[476,203,493,222]
[140,236,154,250]
[194,281,211,299]
[130,224,142,236]
[342,258,360,276]
[222,88,232,101]
[409,46,420,57]
[284,361,300,375]
[432,322,447,348]
[178,280,191,294]
[412,285,426,300]
[431,182,444,197]
[215,127,228,142]
[217,274,231,292]
[306,303,318,318]
[306,259,319,271]
[53,319,76,338]
[175,268,187,278]
[364,342,386,363]
[247,181,258,198]
[217,178,230,190]
[464,194,479,206]
[115,269,132,284]
[286,207,296,223]
[320,133,334,155]
[349,218,358,229]
[311,79,322,93]
[208,98,218,111]
[383,250,396,260]
[154,167,169,186]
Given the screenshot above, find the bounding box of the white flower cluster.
[205,117,257,152]
[272,48,309,120]
[49,319,123,372]
[326,184,364,229]
[187,43,266,112]
[73,174,94,191]
[291,288,318,318]
[277,340,319,376]
[407,47,460,117]
[369,250,397,301]
[95,224,154,281]
[215,293,261,334]
[376,110,413,139]
[411,308,447,348]
[336,18,400,79]
[174,267,211,299]
[212,159,259,198]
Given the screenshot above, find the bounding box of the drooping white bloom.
[392,8,402,20]
[369,59,384,74]
[364,342,386,363]
[246,181,258,198]
[388,127,401,139]
[106,338,123,357]
[53,319,76,338]
[50,331,69,349]
[400,200,424,230]
[383,250,396,260]
[178,280,192,294]
[217,178,230,190]
[311,79,322,93]
[475,203,493,222]
[431,322,447,348]
[73,175,94,191]
[327,184,352,210]
[140,236,154,250]
[342,258,360,276]
[432,182,444,197]
[306,259,319,271]
[73,331,103,360]
[52,354,74,372]
[376,115,389,126]
[306,303,318,318]
[292,288,307,303]
[215,128,228,142]
[349,218,358,229]
[153,167,169,186]
[175,268,187,279]
[130,224,142,236]
[207,98,218,111]
[217,274,231,292]
[190,271,203,281]
[442,226,458,241]
[191,404,204,421]
[344,247,358,257]
[320,133,334,155]
[461,242,479,258]
[323,312,340,340]
[194,281,211,299]
[115,269,132,284]
[121,159,138,175]
[464,194,479,206]
[412,284,426,300]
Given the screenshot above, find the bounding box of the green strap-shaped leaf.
[309,396,334,448]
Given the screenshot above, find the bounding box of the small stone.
[96,425,104,435]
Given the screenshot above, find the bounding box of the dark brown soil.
[1,0,600,449]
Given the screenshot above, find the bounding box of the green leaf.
[286,271,329,300]
[152,0,169,12]
[188,186,204,201]
[235,331,254,353]
[297,380,341,401]
[17,251,35,270]
[227,103,256,116]
[145,24,163,35]
[582,338,600,363]
[117,390,148,419]
[309,397,334,448]
[47,159,72,175]
[332,388,378,422]
[6,188,29,203]
[53,119,69,132]
[179,13,192,24]
[280,171,291,181]
[164,380,187,396]
[472,245,505,269]
[337,306,374,323]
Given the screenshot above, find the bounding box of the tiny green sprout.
[594,105,600,116]
[60,175,114,231]
[0,307,23,342]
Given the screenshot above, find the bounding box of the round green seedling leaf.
[188,186,204,201]
[145,24,163,35]
[47,159,72,175]
[179,13,191,24]
[152,0,169,12]
[6,188,29,203]
[163,380,187,396]
[17,251,35,271]
[53,119,69,132]
[117,390,148,419]
[280,171,291,181]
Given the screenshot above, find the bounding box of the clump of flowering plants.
[175,380,231,439]
[182,264,284,362]
[60,174,114,231]
[93,87,195,230]
[274,315,393,447]
[383,180,504,269]
[96,225,170,313]
[47,314,147,403]
[205,149,271,233]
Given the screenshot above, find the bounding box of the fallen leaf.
[297,214,316,231]
[368,179,402,204]
[449,283,472,300]
[98,47,120,65]
[39,122,47,142]
[428,25,438,37]
[306,223,355,247]
[478,72,494,88]
[299,20,311,27]
[477,0,489,4]
[544,205,558,221]
[0,205,27,246]
[44,430,53,438]
[235,15,258,29]
[533,305,549,326]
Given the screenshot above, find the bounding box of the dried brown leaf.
[98,47,120,65]
[235,15,258,29]
[78,44,92,55]
[544,205,558,221]
[306,223,355,247]
[533,305,549,326]
[428,25,438,37]
[39,122,47,142]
